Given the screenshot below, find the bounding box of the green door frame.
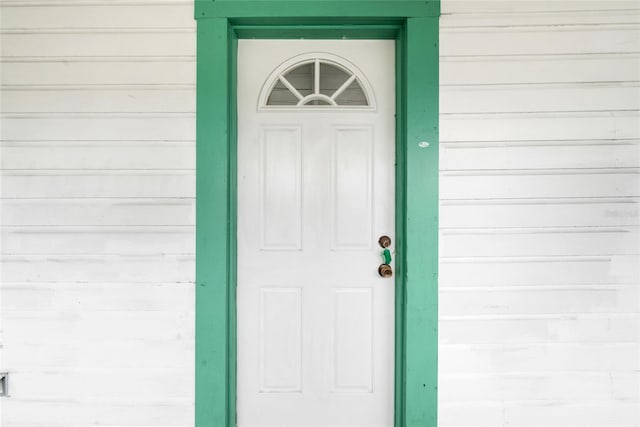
[195,2,439,426]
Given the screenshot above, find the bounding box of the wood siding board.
[441,0,640,14]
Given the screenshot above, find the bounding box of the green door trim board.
[195,3,439,426]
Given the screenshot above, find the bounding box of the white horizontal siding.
[1,88,195,113]
[1,61,195,86]
[5,402,192,427]
[0,1,197,425]
[1,199,194,225]
[1,1,639,427]
[1,141,194,169]
[0,3,194,29]
[441,0,640,13]
[1,116,195,140]
[438,2,640,426]
[1,31,195,57]
[443,85,640,113]
[2,255,194,282]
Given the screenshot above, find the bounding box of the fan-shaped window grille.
[265,58,370,108]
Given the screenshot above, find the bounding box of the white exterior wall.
[0,1,638,426]
[1,2,197,425]
[438,2,640,425]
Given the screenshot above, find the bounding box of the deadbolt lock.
[378,235,391,248]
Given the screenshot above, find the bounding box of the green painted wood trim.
[394,24,408,427]
[403,16,439,426]
[195,18,233,427]
[227,27,239,427]
[195,15,439,427]
[195,1,440,19]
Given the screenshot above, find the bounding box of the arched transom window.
[262,56,373,109]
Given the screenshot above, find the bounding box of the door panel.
[332,126,373,249]
[260,126,302,250]
[238,39,395,427]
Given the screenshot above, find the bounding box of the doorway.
[194,15,440,427]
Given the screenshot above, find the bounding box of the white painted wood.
[440,342,640,372]
[1,141,194,170]
[440,112,640,141]
[1,116,195,141]
[441,56,640,85]
[1,61,195,86]
[440,255,640,286]
[237,39,395,427]
[441,227,640,257]
[0,4,194,29]
[439,285,640,315]
[441,85,640,114]
[1,199,194,226]
[1,255,195,282]
[3,400,193,427]
[1,226,193,255]
[441,0,640,14]
[440,401,640,427]
[2,282,193,312]
[0,32,195,57]
[440,316,639,344]
[439,371,639,401]
[1,89,195,113]
[441,198,640,228]
[441,10,640,26]
[0,172,194,198]
[441,171,640,199]
[3,310,192,348]
[441,141,640,169]
[440,26,640,55]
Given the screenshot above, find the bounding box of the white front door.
[237,39,395,427]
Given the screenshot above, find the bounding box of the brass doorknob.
[378,264,393,278]
[378,235,393,278]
